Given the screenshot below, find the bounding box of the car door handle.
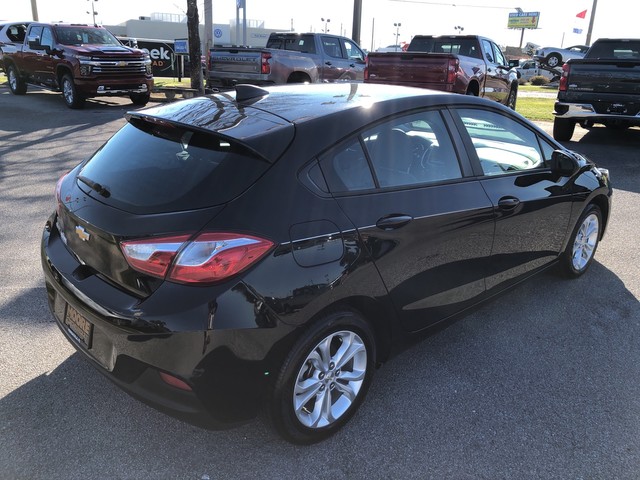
[325,61,333,66]
[349,63,355,68]
[376,215,413,230]
[498,196,520,209]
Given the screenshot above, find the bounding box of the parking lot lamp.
[394,22,401,50]
[321,18,331,33]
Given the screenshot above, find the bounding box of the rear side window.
[77,120,269,214]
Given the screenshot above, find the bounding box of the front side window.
[456,109,545,176]
[40,27,53,49]
[363,110,462,188]
[343,40,364,61]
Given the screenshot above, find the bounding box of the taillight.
[121,235,191,278]
[121,233,274,284]
[55,172,69,215]
[261,52,272,74]
[559,63,570,92]
[364,56,369,80]
[447,58,459,84]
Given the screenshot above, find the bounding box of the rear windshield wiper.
[77,175,111,198]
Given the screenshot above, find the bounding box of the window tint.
[364,110,462,188]
[456,109,544,175]
[77,120,269,214]
[319,138,375,193]
[407,38,481,59]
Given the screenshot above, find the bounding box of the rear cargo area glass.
[77,120,269,214]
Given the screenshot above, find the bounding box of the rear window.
[77,119,269,214]
[407,37,481,59]
[586,41,640,59]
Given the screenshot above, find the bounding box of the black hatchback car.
[42,83,611,444]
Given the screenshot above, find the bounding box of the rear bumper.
[40,215,293,428]
[554,101,640,123]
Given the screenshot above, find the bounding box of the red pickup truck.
[2,23,153,108]
[365,35,519,109]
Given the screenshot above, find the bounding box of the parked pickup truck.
[365,35,519,109]
[2,23,153,108]
[553,38,640,141]
[207,32,366,87]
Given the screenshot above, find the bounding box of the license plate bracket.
[64,304,93,348]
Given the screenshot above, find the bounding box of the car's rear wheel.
[553,117,575,141]
[61,73,85,109]
[7,64,27,95]
[559,204,602,277]
[269,309,375,444]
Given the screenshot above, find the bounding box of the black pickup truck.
[553,38,640,141]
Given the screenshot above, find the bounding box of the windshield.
[54,26,121,46]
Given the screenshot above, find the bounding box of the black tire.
[559,204,602,278]
[7,64,27,95]
[268,309,376,444]
[61,73,85,109]
[545,53,562,68]
[553,117,575,141]
[506,85,517,110]
[130,92,151,106]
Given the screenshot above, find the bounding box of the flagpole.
[585,0,598,46]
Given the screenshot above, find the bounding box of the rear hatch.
[54,105,292,298]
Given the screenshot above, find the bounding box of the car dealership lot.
[1,86,639,478]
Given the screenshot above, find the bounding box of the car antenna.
[235,84,269,102]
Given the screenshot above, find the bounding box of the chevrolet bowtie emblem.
[75,226,91,242]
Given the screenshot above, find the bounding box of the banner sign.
[508,11,540,29]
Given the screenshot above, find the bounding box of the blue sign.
[174,39,188,54]
[214,28,223,38]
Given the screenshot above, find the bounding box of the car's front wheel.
[560,204,602,277]
[269,309,376,444]
[130,92,151,106]
[506,85,517,110]
[61,73,85,109]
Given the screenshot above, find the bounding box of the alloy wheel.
[293,330,367,428]
[571,213,599,271]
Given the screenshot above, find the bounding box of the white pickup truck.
[207,32,366,87]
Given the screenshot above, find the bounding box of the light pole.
[321,17,331,33]
[454,25,464,34]
[86,0,98,26]
[394,22,401,50]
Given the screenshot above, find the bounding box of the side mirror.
[548,149,579,175]
[27,35,42,50]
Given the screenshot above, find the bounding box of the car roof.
[129,83,498,160]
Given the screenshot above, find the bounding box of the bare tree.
[186,0,204,95]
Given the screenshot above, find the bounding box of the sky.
[3,0,632,51]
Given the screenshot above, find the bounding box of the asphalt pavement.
[1,85,639,480]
